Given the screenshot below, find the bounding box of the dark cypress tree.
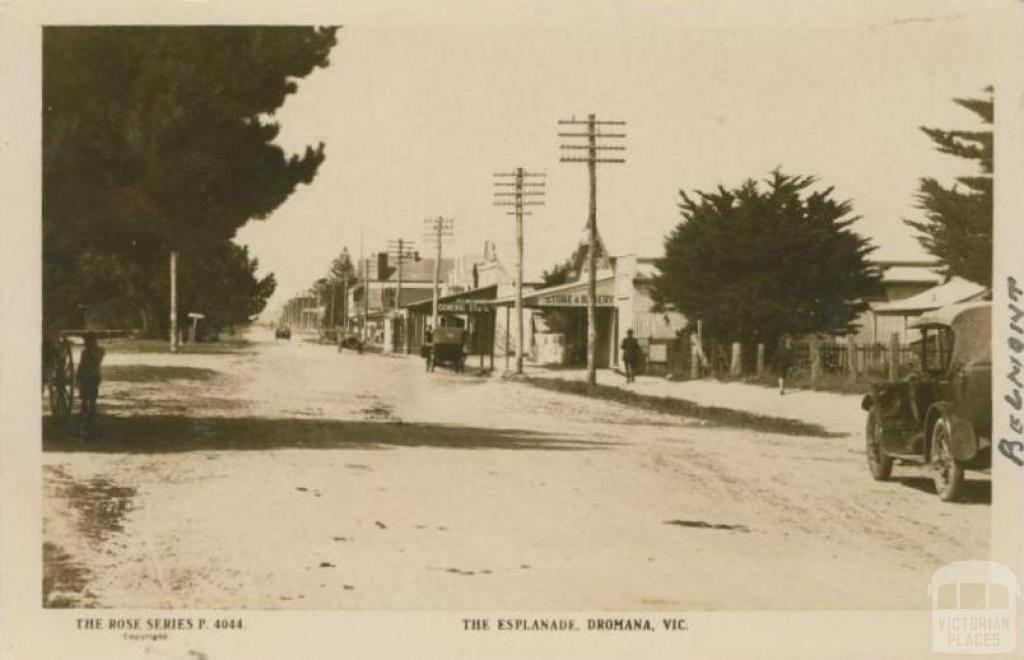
[904,88,993,287]
[43,26,338,335]
[653,171,882,349]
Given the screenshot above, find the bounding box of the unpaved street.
[42,330,989,610]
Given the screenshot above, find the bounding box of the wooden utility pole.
[387,238,416,353]
[341,277,349,331]
[360,229,368,340]
[494,168,545,374]
[423,217,454,331]
[559,114,626,385]
[169,250,179,353]
[388,239,416,311]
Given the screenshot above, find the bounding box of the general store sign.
[438,301,492,313]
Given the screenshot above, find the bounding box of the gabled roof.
[384,258,453,282]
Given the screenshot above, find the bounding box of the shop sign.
[537,293,614,307]
[438,301,492,313]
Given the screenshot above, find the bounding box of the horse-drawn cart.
[43,329,133,421]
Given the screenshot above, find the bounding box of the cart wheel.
[48,340,74,421]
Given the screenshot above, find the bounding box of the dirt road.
[42,330,989,610]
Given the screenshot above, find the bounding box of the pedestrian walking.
[422,324,434,371]
[76,332,105,441]
[621,329,641,383]
[774,335,794,395]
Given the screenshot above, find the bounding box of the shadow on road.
[104,365,219,383]
[42,415,614,454]
[893,476,992,505]
[521,377,843,438]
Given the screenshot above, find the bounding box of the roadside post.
[730,342,742,377]
[810,338,821,388]
[888,332,900,381]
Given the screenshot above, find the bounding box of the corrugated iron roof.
[872,277,988,315]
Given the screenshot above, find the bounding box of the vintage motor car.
[861,301,991,501]
[275,325,292,340]
[428,327,466,372]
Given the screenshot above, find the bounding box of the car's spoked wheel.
[865,408,893,481]
[931,419,964,502]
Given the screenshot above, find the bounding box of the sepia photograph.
[3,0,1023,658]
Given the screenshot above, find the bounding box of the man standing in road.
[76,332,105,441]
[621,329,641,383]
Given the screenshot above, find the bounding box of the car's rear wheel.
[931,418,964,502]
[866,407,893,481]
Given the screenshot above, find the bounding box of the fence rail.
[677,332,920,384]
[789,341,918,376]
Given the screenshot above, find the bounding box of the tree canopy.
[904,88,993,287]
[541,258,575,287]
[653,171,882,347]
[43,26,338,335]
[328,248,357,284]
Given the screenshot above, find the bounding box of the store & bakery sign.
[537,293,614,306]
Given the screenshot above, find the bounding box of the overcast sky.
[232,0,1001,316]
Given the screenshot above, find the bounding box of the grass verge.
[521,376,842,438]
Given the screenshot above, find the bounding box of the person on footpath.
[422,324,434,371]
[774,335,794,395]
[620,329,641,383]
[76,332,105,441]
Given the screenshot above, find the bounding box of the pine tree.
[904,88,993,287]
[328,248,357,285]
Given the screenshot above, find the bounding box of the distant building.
[395,223,688,372]
[848,260,988,345]
[347,252,454,350]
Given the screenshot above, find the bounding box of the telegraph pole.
[388,239,416,311]
[558,114,625,386]
[387,238,416,353]
[360,229,367,340]
[169,250,178,353]
[494,168,545,374]
[423,216,454,330]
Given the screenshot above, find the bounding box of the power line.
[386,238,417,313]
[422,216,455,330]
[494,168,545,375]
[558,113,626,386]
